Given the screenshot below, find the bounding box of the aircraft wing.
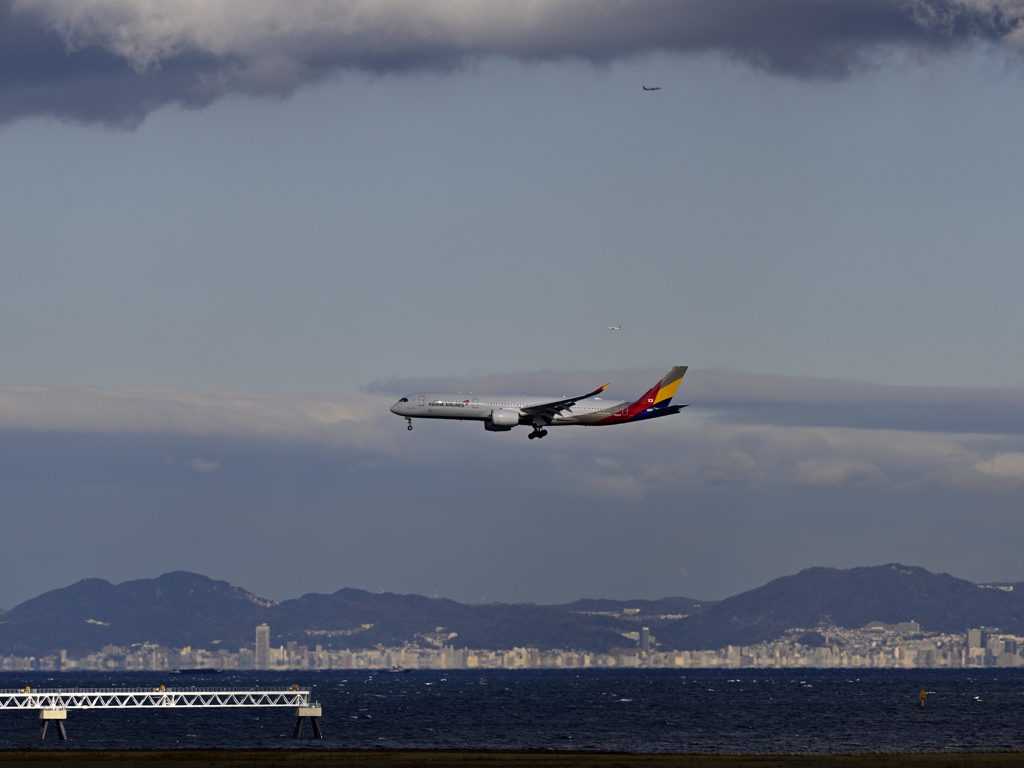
[521,383,610,422]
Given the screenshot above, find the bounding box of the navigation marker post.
[293,705,323,738]
[290,682,323,738]
[38,709,67,741]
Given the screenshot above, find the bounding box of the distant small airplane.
[642,86,661,91]
[391,366,688,439]
[607,326,622,330]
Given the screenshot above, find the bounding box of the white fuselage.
[390,393,628,426]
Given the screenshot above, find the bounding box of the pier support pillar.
[293,706,323,739]
[39,710,67,741]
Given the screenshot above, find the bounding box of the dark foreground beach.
[2,752,1024,768]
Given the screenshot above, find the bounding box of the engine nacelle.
[486,408,519,431]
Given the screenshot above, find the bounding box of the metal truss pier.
[0,686,323,741]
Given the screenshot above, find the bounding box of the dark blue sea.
[2,669,1024,753]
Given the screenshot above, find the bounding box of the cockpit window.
[399,398,408,402]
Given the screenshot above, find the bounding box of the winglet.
[578,382,610,401]
[520,382,612,421]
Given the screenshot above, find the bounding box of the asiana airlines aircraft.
[390,366,688,440]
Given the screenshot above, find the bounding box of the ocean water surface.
[2,669,1023,753]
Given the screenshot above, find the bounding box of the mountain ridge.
[1,564,1021,658]
[658,564,1024,649]
[0,572,703,657]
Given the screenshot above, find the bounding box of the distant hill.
[0,572,271,657]
[0,572,706,658]
[658,564,1024,650]
[266,588,676,653]
[2,565,1021,658]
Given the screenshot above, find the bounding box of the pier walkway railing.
[0,686,323,740]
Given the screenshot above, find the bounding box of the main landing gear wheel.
[529,429,548,440]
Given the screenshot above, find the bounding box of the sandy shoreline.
[1,751,1023,767]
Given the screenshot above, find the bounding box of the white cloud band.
[1,375,1021,494]
[0,384,384,440]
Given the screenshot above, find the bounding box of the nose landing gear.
[405,418,413,431]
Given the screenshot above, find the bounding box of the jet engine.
[485,408,519,431]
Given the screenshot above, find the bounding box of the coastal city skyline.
[5,619,1022,673]
[3,564,1021,676]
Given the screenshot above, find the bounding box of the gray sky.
[0,0,1022,611]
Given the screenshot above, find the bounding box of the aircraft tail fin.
[622,364,688,421]
[617,366,689,422]
[628,365,687,410]
[646,365,687,408]
[591,366,688,425]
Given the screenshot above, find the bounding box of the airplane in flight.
[642,85,661,91]
[607,325,622,330]
[390,366,688,439]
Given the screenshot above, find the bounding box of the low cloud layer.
[0,384,386,443]
[369,368,1024,436]
[0,370,1020,609]
[1,370,1021,495]
[3,0,1023,125]
[6,369,1019,440]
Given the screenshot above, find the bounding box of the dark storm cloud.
[0,1,222,127]
[2,0,1023,126]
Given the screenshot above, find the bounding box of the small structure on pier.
[0,686,322,741]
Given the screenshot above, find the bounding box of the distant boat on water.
[375,666,411,674]
[170,668,224,674]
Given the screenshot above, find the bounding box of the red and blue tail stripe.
[595,366,688,425]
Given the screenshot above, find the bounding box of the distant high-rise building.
[968,628,982,651]
[640,627,651,654]
[255,624,270,670]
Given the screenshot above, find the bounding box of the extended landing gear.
[528,429,548,440]
[405,418,413,431]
